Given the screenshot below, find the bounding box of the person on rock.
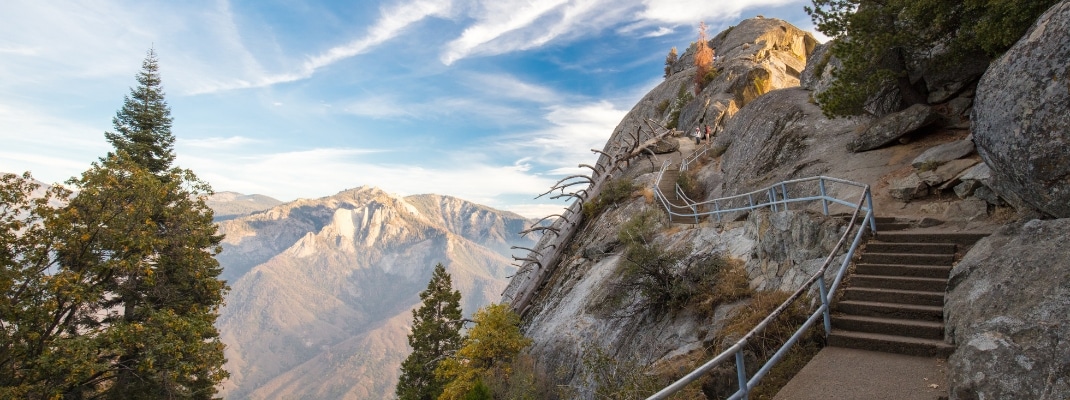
[693,127,702,144]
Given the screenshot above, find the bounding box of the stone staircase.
[657,167,701,224]
[829,218,989,357]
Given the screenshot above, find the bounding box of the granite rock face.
[973,1,1070,218]
[847,104,940,152]
[945,218,1070,400]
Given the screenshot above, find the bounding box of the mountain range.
[209,186,536,399]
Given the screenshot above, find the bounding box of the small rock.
[889,173,929,201]
[947,96,973,117]
[917,217,944,228]
[919,159,979,188]
[954,180,982,198]
[943,198,988,221]
[973,186,1005,207]
[911,140,977,168]
[920,202,949,214]
[958,162,992,182]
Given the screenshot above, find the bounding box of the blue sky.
[0,0,824,218]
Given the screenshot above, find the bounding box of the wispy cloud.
[638,0,803,24]
[191,0,452,94]
[641,26,675,38]
[497,100,627,172]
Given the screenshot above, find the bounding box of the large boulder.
[945,219,1070,399]
[972,1,1070,218]
[847,104,940,152]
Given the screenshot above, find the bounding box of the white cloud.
[641,26,675,38]
[464,73,562,104]
[638,0,803,24]
[497,100,627,171]
[441,0,639,65]
[189,0,453,94]
[0,103,108,183]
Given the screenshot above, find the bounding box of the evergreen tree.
[805,0,1060,117]
[55,154,228,399]
[664,47,678,78]
[396,263,464,400]
[0,50,229,399]
[105,48,175,175]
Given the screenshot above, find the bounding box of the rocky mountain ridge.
[215,186,535,399]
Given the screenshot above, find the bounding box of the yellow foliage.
[436,304,532,400]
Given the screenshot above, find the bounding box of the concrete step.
[828,329,954,358]
[831,314,945,340]
[851,274,948,292]
[855,263,952,279]
[865,242,957,255]
[858,252,954,266]
[836,300,943,322]
[843,287,944,307]
[875,231,991,246]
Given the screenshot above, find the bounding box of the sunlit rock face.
[215,186,534,399]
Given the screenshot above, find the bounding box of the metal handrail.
[681,140,712,171]
[647,163,875,399]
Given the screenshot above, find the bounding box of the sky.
[0,0,825,218]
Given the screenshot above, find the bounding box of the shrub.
[655,99,671,116]
[580,347,664,399]
[675,169,706,202]
[616,210,748,313]
[583,177,637,220]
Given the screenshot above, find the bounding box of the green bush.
[675,169,706,202]
[583,178,637,220]
[656,99,671,116]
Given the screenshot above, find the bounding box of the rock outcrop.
[625,17,817,143]
[973,1,1070,218]
[945,219,1070,399]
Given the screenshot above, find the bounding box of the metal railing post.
[748,193,754,208]
[735,350,749,400]
[818,277,832,336]
[819,177,829,215]
[780,182,789,211]
[715,200,722,222]
[865,187,877,233]
[768,188,777,212]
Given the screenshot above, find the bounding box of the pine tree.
[105,48,175,175]
[664,47,678,78]
[396,264,464,400]
[0,50,228,399]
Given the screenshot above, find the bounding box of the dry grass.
[704,290,824,399]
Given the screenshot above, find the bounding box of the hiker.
[693,127,701,144]
[704,125,711,142]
